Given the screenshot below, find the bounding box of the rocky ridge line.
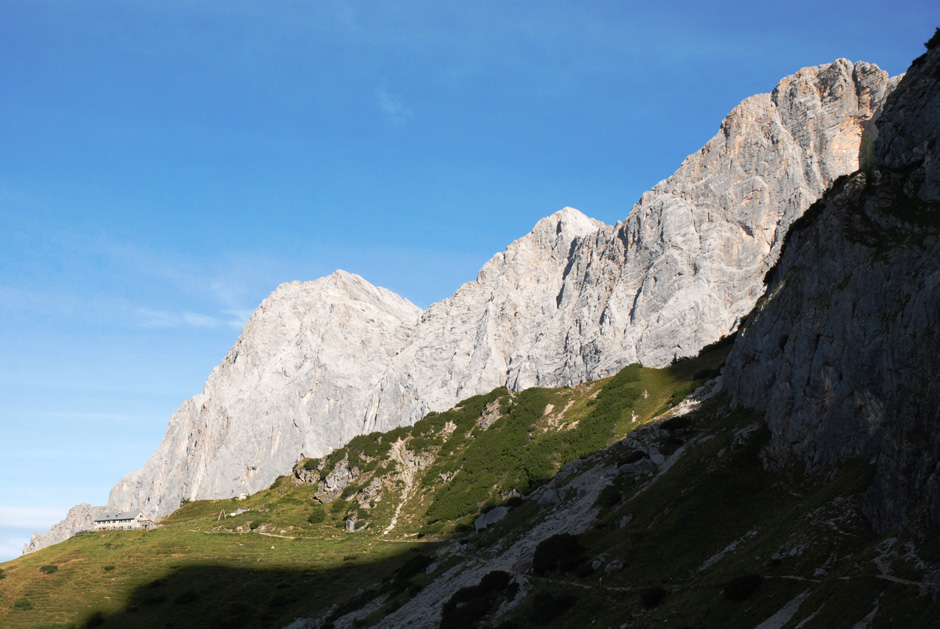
[363,58,897,437]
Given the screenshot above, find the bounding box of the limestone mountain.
[8,37,940,629]
[26,58,897,553]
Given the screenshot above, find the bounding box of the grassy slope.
[483,401,938,628]
[0,347,717,629]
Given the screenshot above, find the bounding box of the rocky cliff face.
[724,41,940,533]
[105,271,422,522]
[27,59,897,552]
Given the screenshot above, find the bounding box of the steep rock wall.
[724,43,940,532]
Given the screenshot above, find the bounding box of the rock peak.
[268,271,417,312]
[531,207,604,239]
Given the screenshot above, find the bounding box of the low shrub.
[621,450,646,465]
[142,593,168,606]
[596,484,622,509]
[268,593,295,608]
[661,416,693,431]
[528,590,577,625]
[693,366,721,380]
[417,521,444,538]
[103,565,116,572]
[640,586,668,609]
[39,564,59,575]
[308,508,326,525]
[532,533,586,575]
[303,458,318,471]
[666,383,698,407]
[174,588,200,604]
[394,553,434,583]
[440,570,517,629]
[330,499,351,515]
[616,362,642,382]
[723,574,763,601]
[14,597,34,611]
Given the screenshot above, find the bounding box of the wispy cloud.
[0,535,29,562]
[0,506,68,529]
[36,410,155,423]
[136,308,249,330]
[376,87,414,125]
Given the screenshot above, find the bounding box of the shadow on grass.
[83,542,443,629]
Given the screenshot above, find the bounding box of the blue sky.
[0,1,935,562]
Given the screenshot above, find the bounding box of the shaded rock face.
[724,43,940,533]
[29,59,896,551]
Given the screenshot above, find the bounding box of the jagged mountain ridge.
[27,58,897,553]
[369,59,900,435]
[9,37,940,629]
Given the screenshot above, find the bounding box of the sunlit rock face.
[28,59,896,552]
[106,272,423,521]
[365,59,897,434]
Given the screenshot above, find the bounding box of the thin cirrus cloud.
[36,410,157,424]
[136,308,250,330]
[0,506,69,529]
[376,87,414,125]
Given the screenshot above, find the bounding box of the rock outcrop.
[22,503,106,555]
[725,40,940,533]
[28,59,897,552]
